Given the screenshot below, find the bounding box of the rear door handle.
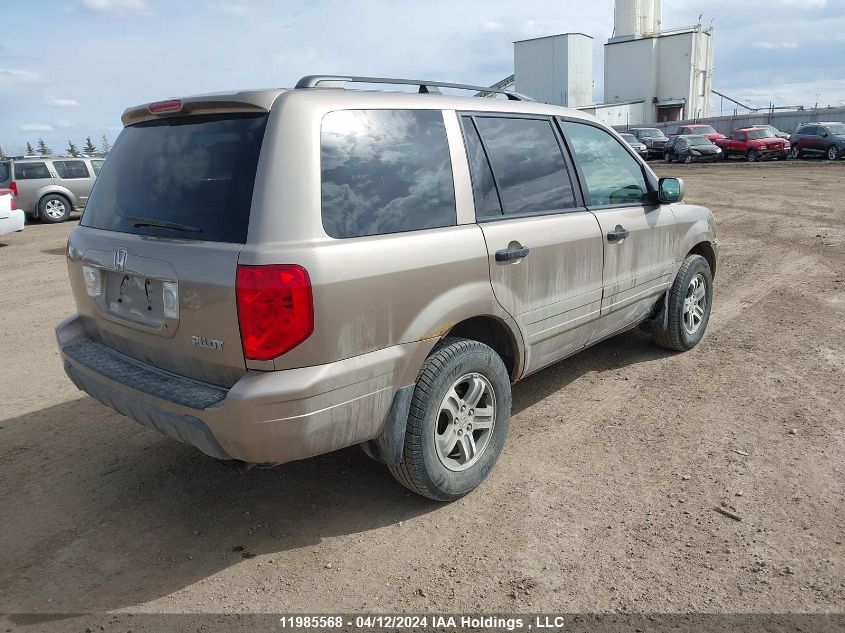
[607,227,630,242]
[495,245,530,262]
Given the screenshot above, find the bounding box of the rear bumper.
[56,314,434,464]
[0,209,25,235]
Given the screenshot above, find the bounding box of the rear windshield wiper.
[128,216,203,233]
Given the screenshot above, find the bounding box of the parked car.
[56,75,718,501]
[619,132,649,157]
[0,156,105,223]
[673,124,726,143]
[750,124,789,140]
[664,134,723,163]
[789,122,845,160]
[628,127,668,158]
[0,187,24,237]
[714,127,790,161]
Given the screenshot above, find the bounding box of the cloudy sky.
[1,0,843,154]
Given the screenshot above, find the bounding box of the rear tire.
[388,337,511,501]
[653,255,713,352]
[38,194,71,223]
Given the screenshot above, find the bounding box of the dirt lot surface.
[1,162,843,625]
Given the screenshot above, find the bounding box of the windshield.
[81,113,268,243]
[686,135,712,145]
[826,123,845,135]
[747,129,771,140]
[620,133,637,143]
[637,129,665,138]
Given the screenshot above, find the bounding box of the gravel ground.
[0,162,842,627]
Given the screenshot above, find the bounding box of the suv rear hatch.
[68,108,269,388]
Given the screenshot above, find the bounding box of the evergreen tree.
[0,147,5,160]
[26,142,35,156]
[66,140,80,157]
[83,136,97,155]
[37,138,51,156]
[101,134,111,153]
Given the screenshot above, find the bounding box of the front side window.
[561,120,649,207]
[321,109,456,239]
[471,116,576,216]
[53,160,90,179]
[15,162,50,180]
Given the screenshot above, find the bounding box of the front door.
[460,114,604,374]
[559,119,677,343]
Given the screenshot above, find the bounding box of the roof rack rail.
[295,75,533,101]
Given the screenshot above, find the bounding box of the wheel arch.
[446,315,523,381]
[688,241,717,279]
[38,188,74,211]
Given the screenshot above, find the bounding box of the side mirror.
[658,177,684,203]
[821,132,828,137]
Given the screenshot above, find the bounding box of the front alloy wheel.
[652,254,713,352]
[791,145,801,159]
[828,146,840,161]
[683,273,707,335]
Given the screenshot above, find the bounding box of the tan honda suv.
[56,76,718,501]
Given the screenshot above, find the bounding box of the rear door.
[67,111,269,387]
[460,114,604,373]
[52,159,95,207]
[559,119,676,343]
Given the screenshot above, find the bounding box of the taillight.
[236,264,313,361]
[9,196,16,210]
[9,181,18,196]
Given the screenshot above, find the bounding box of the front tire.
[827,145,840,161]
[746,149,758,162]
[388,337,511,501]
[38,194,71,223]
[791,145,802,159]
[653,255,713,352]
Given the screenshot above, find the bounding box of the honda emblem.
[114,248,128,272]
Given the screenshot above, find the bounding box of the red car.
[674,124,726,142]
[714,128,790,162]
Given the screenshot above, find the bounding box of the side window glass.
[91,160,105,176]
[15,162,50,180]
[460,116,502,219]
[561,120,649,207]
[738,133,746,141]
[321,109,456,239]
[54,160,90,179]
[472,116,576,216]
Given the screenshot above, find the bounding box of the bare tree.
[101,134,111,153]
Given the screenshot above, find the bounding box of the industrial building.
[487,0,715,127]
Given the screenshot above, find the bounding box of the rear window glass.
[0,162,9,182]
[321,109,456,239]
[81,113,268,243]
[54,160,90,179]
[15,162,50,180]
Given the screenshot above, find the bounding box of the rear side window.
[15,162,50,180]
[471,116,576,216]
[321,109,456,238]
[460,117,502,219]
[561,120,649,207]
[90,160,104,176]
[54,160,90,179]
[81,113,268,243]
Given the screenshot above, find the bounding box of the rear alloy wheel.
[684,155,693,164]
[664,153,673,163]
[827,145,840,161]
[38,194,71,223]
[791,145,802,159]
[388,337,511,501]
[746,149,758,162]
